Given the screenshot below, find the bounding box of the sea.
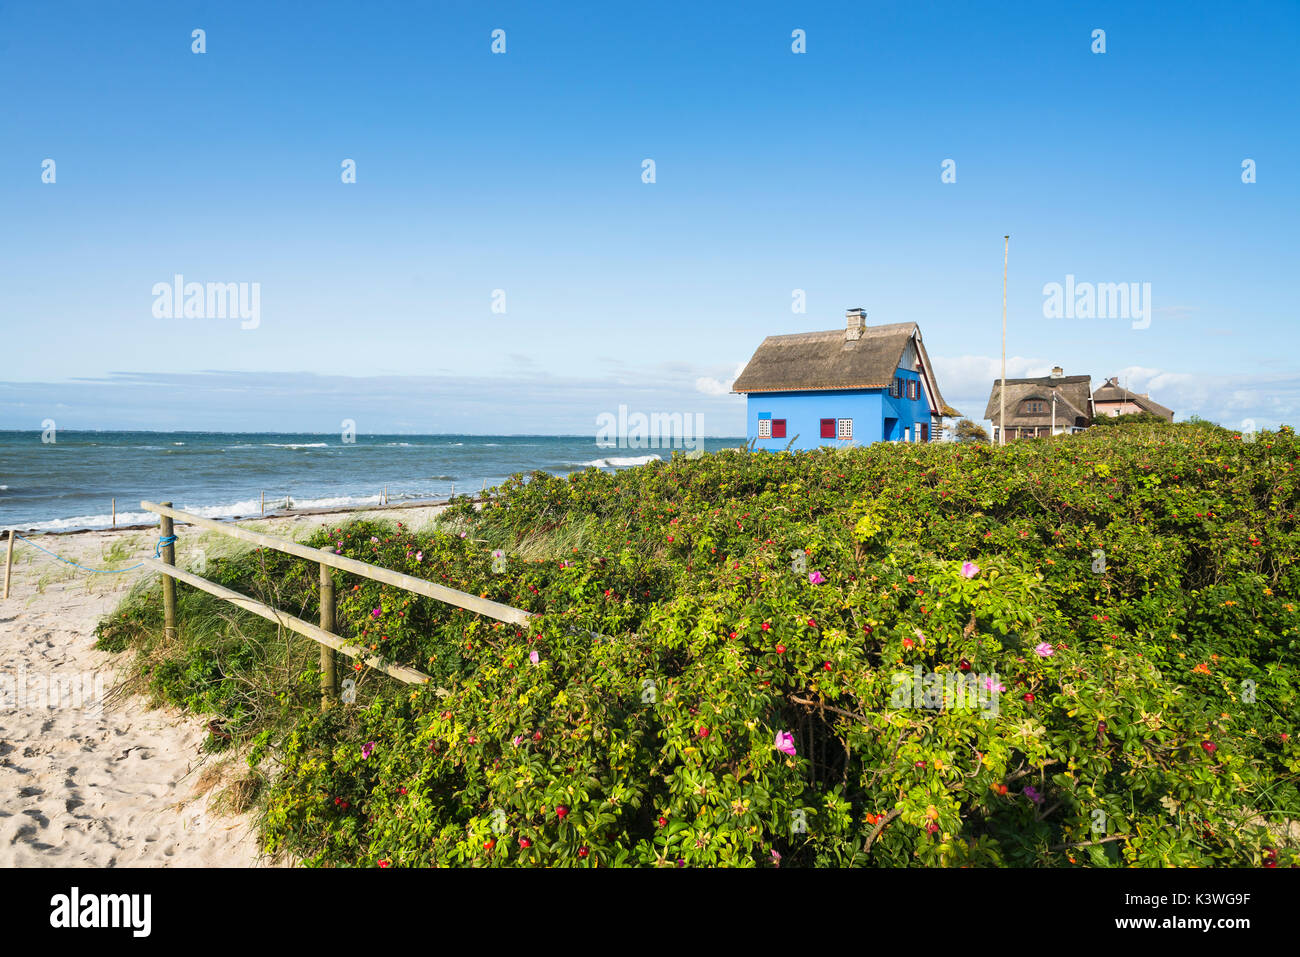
[0,432,745,533]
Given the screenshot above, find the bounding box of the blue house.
[731,309,958,450]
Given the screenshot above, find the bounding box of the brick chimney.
[845,307,866,341]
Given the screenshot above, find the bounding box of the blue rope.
[12,532,177,574]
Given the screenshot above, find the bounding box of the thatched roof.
[732,322,959,416]
[984,375,1092,428]
[1092,379,1174,419]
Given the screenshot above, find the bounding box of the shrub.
[99,419,1300,866]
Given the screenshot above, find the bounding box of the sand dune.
[0,504,447,867]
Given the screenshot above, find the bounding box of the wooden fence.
[139,500,532,708]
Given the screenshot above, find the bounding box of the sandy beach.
[0,503,448,867]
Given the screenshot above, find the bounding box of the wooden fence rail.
[141,500,530,626]
[139,499,529,708]
[139,557,435,687]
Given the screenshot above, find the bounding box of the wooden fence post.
[3,529,14,600]
[261,491,265,515]
[160,501,177,640]
[319,545,337,709]
[112,498,116,529]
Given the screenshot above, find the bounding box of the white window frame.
[836,418,853,440]
[758,418,772,438]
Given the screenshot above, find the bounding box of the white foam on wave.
[264,443,329,449]
[289,493,385,510]
[21,492,395,532]
[27,510,158,532]
[581,454,662,468]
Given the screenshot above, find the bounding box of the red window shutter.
[820,418,836,438]
[771,419,786,438]
[922,423,930,442]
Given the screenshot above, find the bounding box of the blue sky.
[1,0,1297,434]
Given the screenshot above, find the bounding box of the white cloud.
[930,355,1057,399]
[695,362,748,396]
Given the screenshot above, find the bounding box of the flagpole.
[1000,235,1009,446]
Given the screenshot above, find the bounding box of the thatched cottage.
[985,368,1175,441]
[1091,377,1175,421]
[731,309,959,449]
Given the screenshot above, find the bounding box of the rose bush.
[99,419,1300,866]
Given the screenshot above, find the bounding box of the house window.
[836,418,852,440]
[921,423,930,442]
[907,380,918,400]
[891,377,904,398]
[758,419,771,438]
[820,418,836,439]
[771,419,786,438]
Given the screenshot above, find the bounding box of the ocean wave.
[580,455,662,468]
[26,510,158,532]
[280,493,384,510]
[264,443,329,449]
[20,493,395,532]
